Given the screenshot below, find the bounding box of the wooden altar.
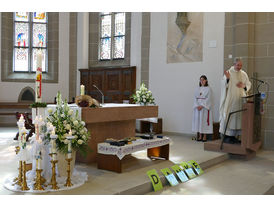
[76,104,158,163]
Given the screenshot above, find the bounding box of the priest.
[219,57,251,143]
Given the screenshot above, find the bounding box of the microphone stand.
[93,85,104,105]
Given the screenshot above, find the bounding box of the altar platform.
[0,127,227,195]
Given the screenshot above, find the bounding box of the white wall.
[0,13,70,103]
[130,12,142,86]
[76,12,89,96]
[149,12,225,134]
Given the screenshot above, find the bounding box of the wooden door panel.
[80,66,136,104]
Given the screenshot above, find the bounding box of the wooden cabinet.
[79,66,136,103]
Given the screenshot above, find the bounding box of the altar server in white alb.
[192,75,213,142]
[219,57,251,139]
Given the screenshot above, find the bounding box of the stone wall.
[224,12,274,149]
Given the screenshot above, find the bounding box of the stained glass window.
[13,12,47,72]
[33,12,47,23]
[15,12,29,22]
[15,23,29,47]
[113,36,125,59]
[33,24,47,47]
[14,48,29,71]
[99,12,126,60]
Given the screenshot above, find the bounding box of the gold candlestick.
[64,158,73,187]
[13,160,23,186]
[34,169,44,190]
[49,159,59,190]
[21,161,30,191]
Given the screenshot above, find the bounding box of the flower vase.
[57,150,76,177]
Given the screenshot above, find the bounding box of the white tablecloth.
[97,137,170,160]
[32,104,82,122]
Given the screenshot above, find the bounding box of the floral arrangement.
[45,91,91,157]
[131,83,155,105]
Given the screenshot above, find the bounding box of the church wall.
[149,12,225,134]
[0,13,70,103]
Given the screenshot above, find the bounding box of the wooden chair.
[14,112,35,141]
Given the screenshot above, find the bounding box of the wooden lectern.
[204,94,262,159]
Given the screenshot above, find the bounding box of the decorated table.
[97,136,170,173]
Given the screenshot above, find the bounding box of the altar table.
[76,104,158,163]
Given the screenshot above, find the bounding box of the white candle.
[67,138,72,159]
[35,50,43,103]
[80,84,85,95]
[68,129,72,136]
[38,159,41,170]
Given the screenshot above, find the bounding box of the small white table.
[97,137,170,173]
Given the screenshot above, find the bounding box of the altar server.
[192,75,213,142]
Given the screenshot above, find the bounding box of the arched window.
[99,12,126,60]
[13,12,48,72]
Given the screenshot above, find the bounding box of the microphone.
[93,85,104,104]
[251,77,265,84]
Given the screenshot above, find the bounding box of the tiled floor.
[0,127,273,195]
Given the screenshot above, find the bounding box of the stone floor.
[0,127,274,196]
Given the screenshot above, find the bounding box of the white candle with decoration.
[66,130,75,159]
[80,84,85,95]
[21,126,28,161]
[17,114,25,149]
[35,50,43,103]
[50,128,57,161]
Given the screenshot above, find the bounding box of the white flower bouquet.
[131,83,155,105]
[45,91,91,156]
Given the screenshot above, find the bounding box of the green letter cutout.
[147,169,163,192]
[161,168,179,186]
[188,160,204,175]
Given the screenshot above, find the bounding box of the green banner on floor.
[161,168,179,186]
[188,160,204,175]
[171,165,189,182]
[147,169,163,192]
[180,162,196,179]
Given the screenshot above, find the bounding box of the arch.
[18,86,35,103]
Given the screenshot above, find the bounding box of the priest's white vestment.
[219,66,251,136]
[192,86,213,134]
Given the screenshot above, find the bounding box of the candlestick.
[13,160,23,187]
[64,158,73,187]
[80,84,85,96]
[49,160,59,190]
[34,169,44,191]
[21,161,30,191]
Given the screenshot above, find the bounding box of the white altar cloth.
[32,104,82,123]
[97,137,170,160]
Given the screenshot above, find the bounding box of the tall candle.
[35,50,43,103]
[68,141,71,159]
[17,114,25,150]
[80,84,85,95]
